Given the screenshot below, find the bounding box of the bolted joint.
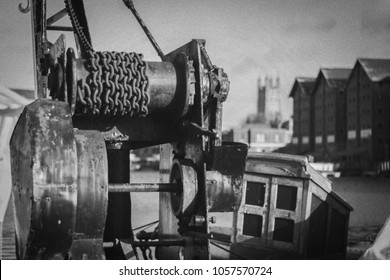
[190,215,206,227]
[209,68,230,102]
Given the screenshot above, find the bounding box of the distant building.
[226,123,292,153]
[225,75,290,153]
[312,68,351,160]
[289,77,316,154]
[344,59,390,172]
[252,76,282,127]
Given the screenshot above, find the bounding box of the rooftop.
[358,58,390,82]
[289,77,316,97]
[321,68,352,88]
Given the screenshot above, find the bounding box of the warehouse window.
[256,133,265,143]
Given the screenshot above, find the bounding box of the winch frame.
[10,0,248,260]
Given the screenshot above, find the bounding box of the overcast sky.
[1,0,390,129]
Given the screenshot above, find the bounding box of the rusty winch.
[10,0,248,260]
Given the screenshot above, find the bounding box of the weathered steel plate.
[69,130,108,259]
[10,99,77,259]
[207,142,248,212]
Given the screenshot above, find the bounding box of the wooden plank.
[299,179,310,257]
[237,175,271,244]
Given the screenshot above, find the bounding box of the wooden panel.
[267,177,303,252]
[299,179,310,257]
[327,208,348,259]
[307,194,328,259]
[236,175,270,245]
[242,205,267,216]
[310,182,350,216]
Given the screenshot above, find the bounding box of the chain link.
[64,0,93,52]
[76,51,150,116]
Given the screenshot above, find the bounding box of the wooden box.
[233,153,353,259]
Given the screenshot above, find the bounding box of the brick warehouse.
[289,77,316,154]
[290,59,390,174]
[344,59,390,173]
[311,68,351,160]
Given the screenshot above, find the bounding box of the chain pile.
[76,51,150,116]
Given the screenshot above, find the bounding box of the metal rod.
[122,0,164,59]
[47,25,74,32]
[133,240,185,247]
[108,183,179,193]
[103,239,185,248]
[47,8,68,26]
[133,220,159,231]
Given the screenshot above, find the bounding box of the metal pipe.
[47,8,68,26]
[108,183,179,193]
[47,26,73,32]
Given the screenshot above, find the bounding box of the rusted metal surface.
[170,159,198,217]
[10,99,78,259]
[69,130,108,260]
[63,50,192,119]
[146,61,177,113]
[108,183,179,193]
[48,34,66,102]
[31,0,48,99]
[207,142,248,212]
[159,40,211,260]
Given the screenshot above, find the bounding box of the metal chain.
[76,50,150,116]
[64,0,93,52]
